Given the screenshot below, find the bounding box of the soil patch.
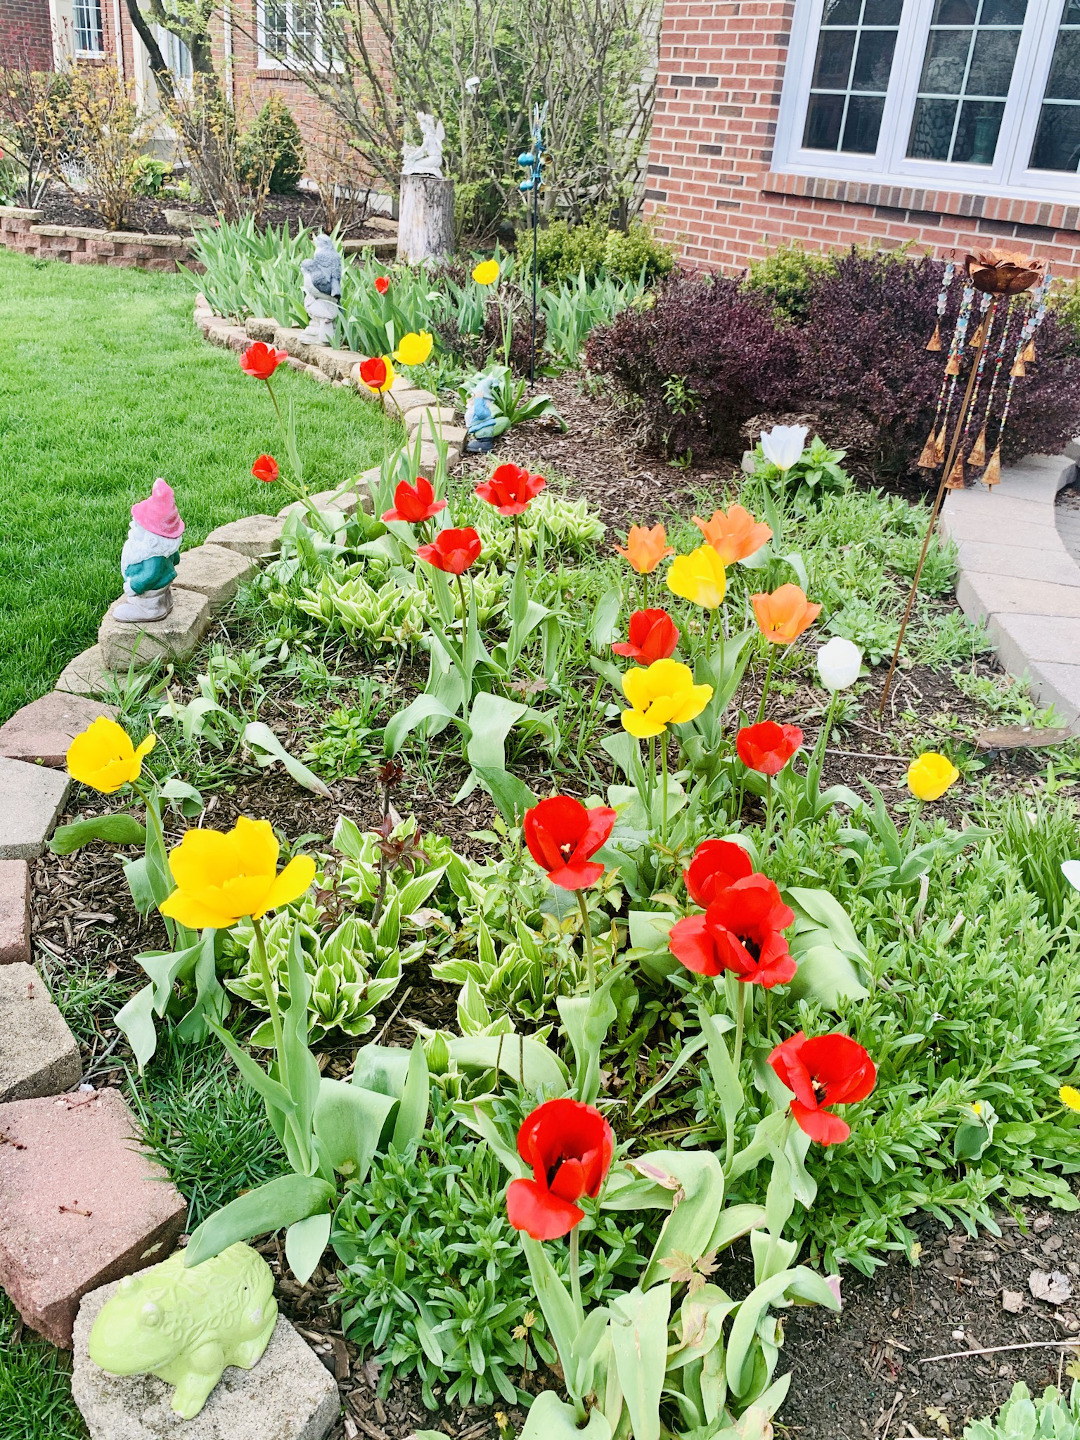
[33,187,387,239]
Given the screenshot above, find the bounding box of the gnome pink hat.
[131,479,184,540]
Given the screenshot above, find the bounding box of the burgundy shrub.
[585,272,794,460]
[791,249,1080,472]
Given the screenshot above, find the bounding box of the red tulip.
[683,838,753,908]
[474,463,546,517]
[240,341,287,380]
[251,454,279,484]
[668,875,796,987]
[358,356,389,391]
[736,721,803,777]
[524,795,617,891]
[612,608,680,665]
[381,475,447,525]
[506,1098,615,1240]
[769,1031,876,1145]
[416,526,481,576]
[374,276,390,295]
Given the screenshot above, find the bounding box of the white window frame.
[774,0,1080,204]
[256,0,333,70]
[72,0,105,56]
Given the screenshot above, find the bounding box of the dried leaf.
[926,1405,952,1434]
[1001,1289,1025,1313]
[1029,1269,1073,1305]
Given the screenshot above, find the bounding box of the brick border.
[0,207,193,273]
[940,440,1080,731]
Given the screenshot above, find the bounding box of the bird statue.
[300,233,343,345]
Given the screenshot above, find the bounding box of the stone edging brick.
[940,440,1080,732]
[0,206,195,273]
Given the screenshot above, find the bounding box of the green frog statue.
[87,1242,277,1419]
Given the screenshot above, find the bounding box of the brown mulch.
[780,1201,1080,1439]
[33,188,388,239]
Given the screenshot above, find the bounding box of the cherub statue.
[114,479,184,623]
[464,374,497,453]
[402,112,445,179]
[300,232,342,345]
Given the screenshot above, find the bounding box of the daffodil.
[159,817,316,931]
[393,331,434,366]
[66,717,156,795]
[621,659,713,738]
[1061,1086,1080,1113]
[906,752,959,802]
[472,259,500,285]
[666,544,728,609]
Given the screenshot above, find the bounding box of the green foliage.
[529,216,673,285]
[239,96,305,194]
[744,242,836,323]
[132,154,172,196]
[0,1291,86,1440]
[749,433,851,510]
[1051,278,1080,355]
[965,1384,1080,1439]
[332,1091,644,1409]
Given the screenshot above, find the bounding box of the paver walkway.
[1057,483,1080,567]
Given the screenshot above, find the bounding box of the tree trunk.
[396,174,455,264]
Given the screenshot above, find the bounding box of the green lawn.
[0,250,392,723]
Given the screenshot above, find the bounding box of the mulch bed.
[32,188,388,239]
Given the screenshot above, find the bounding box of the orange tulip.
[752,584,822,645]
[614,524,674,575]
[693,504,772,565]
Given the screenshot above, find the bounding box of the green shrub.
[744,241,836,323]
[1052,277,1080,356]
[239,96,305,194]
[964,1383,1080,1438]
[529,214,673,284]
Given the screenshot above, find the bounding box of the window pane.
[264,0,287,52]
[823,0,862,25]
[843,94,887,148]
[852,29,898,87]
[1029,0,1080,171]
[952,98,1006,158]
[73,0,103,51]
[909,96,959,157]
[907,0,1026,162]
[804,92,846,147]
[863,0,903,21]
[293,0,317,56]
[813,30,856,87]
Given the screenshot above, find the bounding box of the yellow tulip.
[665,545,728,610]
[906,752,959,802]
[393,330,434,366]
[472,259,500,285]
[1061,1086,1080,1113]
[66,717,155,794]
[159,817,316,931]
[621,658,713,739]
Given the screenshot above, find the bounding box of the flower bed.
[7,253,1080,1440]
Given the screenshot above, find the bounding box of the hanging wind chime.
[878,248,1049,715]
[517,102,548,384]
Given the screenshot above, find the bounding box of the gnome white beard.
[115,520,182,623]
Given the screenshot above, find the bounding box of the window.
[160,28,192,81]
[73,0,104,54]
[258,0,331,68]
[775,0,1080,201]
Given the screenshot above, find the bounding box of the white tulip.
[1062,861,1080,891]
[817,636,862,692]
[760,423,809,473]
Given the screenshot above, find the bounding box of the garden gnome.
[402,112,445,178]
[114,479,184,623]
[300,232,342,345]
[464,374,497,453]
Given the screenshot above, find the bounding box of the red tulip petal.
[546,859,604,890]
[800,1034,877,1106]
[506,1179,585,1239]
[669,913,724,976]
[790,1100,851,1146]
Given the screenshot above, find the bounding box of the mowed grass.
[0,250,392,722]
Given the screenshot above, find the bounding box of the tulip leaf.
[184,1173,335,1267]
[590,585,623,648]
[785,886,864,956]
[113,983,158,1072]
[313,1077,395,1182]
[242,721,331,798]
[726,1267,839,1399]
[558,983,617,1105]
[284,1209,333,1285]
[640,1149,727,1290]
[608,1283,671,1440]
[520,1391,613,1440]
[206,1016,297,1118]
[786,942,869,1008]
[391,1037,430,1152]
[383,693,460,756]
[49,814,147,855]
[447,1034,568,1094]
[631,1031,708,1115]
[520,1236,584,1397]
[471,765,537,827]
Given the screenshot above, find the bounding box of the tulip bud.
[816,636,862,692]
[423,1030,451,1075]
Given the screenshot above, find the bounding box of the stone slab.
[386,387,438,414]
[941,492,1057,533]
[410,419,468,451]
[279,488,361,521]
[954,539,1080,589]
[173,545,256,608]
[957,571,1080,622]
[990,612,1080,669]
[316,348,363,382]
[99,589,211,672]
[1066,437,1080,463]
[204,515,286,559]
[244,317,278,341]
[0,691,117,767]
[0,859,30,965]
[942,513,1060,550]
[412,442,443,480]
[72,1288,339,1440]
[55,645,115,697]
[404,405,457,432]
[0,1088,187,1347]
[0,962,81,1102]
[0,755,70,859]
[1028,662,1080,727]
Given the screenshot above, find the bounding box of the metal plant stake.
[517,102,548,383]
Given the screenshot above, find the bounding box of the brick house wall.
[0,0,57,68]
[643,0,1080,280]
